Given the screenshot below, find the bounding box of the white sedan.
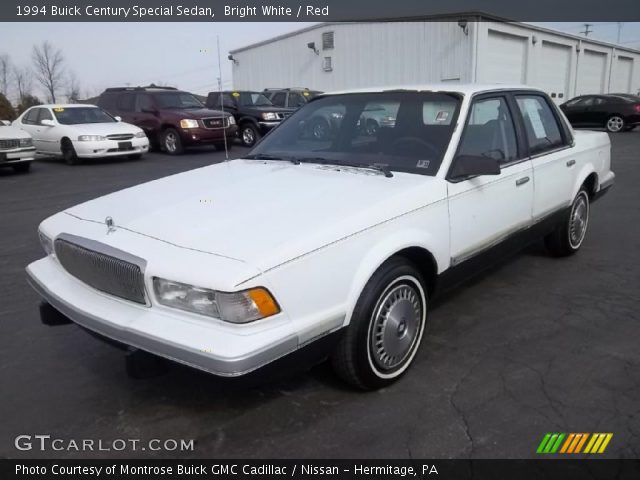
[27,84,614,389]
[14,104,149,164]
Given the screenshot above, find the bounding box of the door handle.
[515,176,530,186]
[566,159,576,167]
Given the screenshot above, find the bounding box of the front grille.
[0,139,20,149]
[202,117,227,129]
[54,236,146,304]
[275,112,292,120]
[106,134,134,141]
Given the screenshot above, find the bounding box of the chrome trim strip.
[56,233,147,271]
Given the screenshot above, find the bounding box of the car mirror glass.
[450,154,501,179]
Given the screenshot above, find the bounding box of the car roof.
[323,83,543,96]
[35,104,98,109]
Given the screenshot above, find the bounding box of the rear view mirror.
[40,119,55,127]
[450,155,501,179]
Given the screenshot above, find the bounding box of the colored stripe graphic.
[538,433,613,454]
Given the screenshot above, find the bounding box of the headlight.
[179,119,199,129]
[261,112,278,121]
[78,135,106,141]
[330,112,344,119]
[19,137,33,147]
[153,277,280,323]
[38,230,53,256]
[134,131,147,138]
[227,116,236,125]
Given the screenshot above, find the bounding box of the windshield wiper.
[243,153,300,164]
[292,157,393,178]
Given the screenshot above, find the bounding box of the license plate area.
[118,142,133,151]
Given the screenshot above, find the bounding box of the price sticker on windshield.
[232,92,240,97]
[54,108,65,112]
[303,91,310,96]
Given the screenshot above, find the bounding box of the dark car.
[97,86,237,155]
[559,94,640,133]
[205,91,295,147]
[263,88,323,109]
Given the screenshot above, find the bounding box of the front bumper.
[257,121,280,134]
[26,256,300,377]
[0,146,36,165]
[73,138,149,159]
[180,125,238,146]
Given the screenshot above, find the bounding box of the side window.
[458,97,518,164]
[37,108,53,123]
[515,95,565,155]
[116,94,135,112]
[23,109,40,125]
[136,94,154,112]
[218,93,236,108]
[288,92,306,108]
[271,92,286,107]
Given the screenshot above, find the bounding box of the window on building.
[323,56,333,72]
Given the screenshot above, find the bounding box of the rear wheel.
[12,162,31,173]
[606,115,625,133]
[61,138,79,165]
[162,128,184,155]
[545,187,590,257]
[331,257,428,390]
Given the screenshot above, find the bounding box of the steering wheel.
[390,137,439,156]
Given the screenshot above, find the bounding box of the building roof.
[229,15,640,56]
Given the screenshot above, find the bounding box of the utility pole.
[616,22,623,43]
[580,23,593,37]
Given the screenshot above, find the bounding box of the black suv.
[263,88,323,109]
[97,86,237,155]
[206,91,295,147]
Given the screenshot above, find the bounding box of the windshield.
[249,92,461,176]
[238,92,273,107]
[154,92,203,109]
[54,107,116,125]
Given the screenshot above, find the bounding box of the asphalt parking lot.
[1,134,639,460]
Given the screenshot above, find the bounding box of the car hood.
[0,125,32,139]
[64,160,444,271]
[68,122,142,135]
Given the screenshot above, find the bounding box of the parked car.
[1,120,12,126]
[0,123,35,173]
[263,88,322,109]
[13,105,149,165]
[559,94,640,133]
[27,84,614,389]
[98,86,237,155]
[205,90,294,147]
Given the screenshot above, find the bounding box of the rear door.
[513,93,576,219]
[447,93,534,264]
[134,93,159,136]
[115,93,136,123]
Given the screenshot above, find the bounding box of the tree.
[65,72,81,103]
[0,54,11,97]
[0,92,16,121]
[16,94,42,115]
[32,41,65,103]
[14,66,33,102]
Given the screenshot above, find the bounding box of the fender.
[571,163,597,200]
[342,228,447,327]
[237,116,259,127]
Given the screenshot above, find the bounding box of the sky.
[0,21,639,102]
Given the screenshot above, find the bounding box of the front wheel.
[239,124,260,147]
[545,187,590,257]
[162,128,184,155]
[61,139,79,165]
[331,257,428,390]
[606,115,625,133]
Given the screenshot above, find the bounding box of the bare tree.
[0,54,11,97]
[32,41,65,103]
[13,66,33,102]
[65,72,81,103]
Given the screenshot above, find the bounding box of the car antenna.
[216,35,230,162]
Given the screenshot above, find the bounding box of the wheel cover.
[607,116,623,132]
[569,192,589,249]
[369,281,424,372]
[366,121,378,136]
[242,127,255,145]
[165,132,177,152]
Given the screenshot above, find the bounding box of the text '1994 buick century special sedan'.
[27,84,615,389]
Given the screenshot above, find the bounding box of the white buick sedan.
[27,85,614,389]
[14,104,149,164]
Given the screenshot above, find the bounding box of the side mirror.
[450,155,501,179]
[40,119,55,127]
[114,116,122,122]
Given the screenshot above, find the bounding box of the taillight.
[634,104,640,113]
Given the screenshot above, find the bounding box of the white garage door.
[484,30,527,84]
[578,50,607,95]
[611,56,633,93]
[538,41,572,103]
